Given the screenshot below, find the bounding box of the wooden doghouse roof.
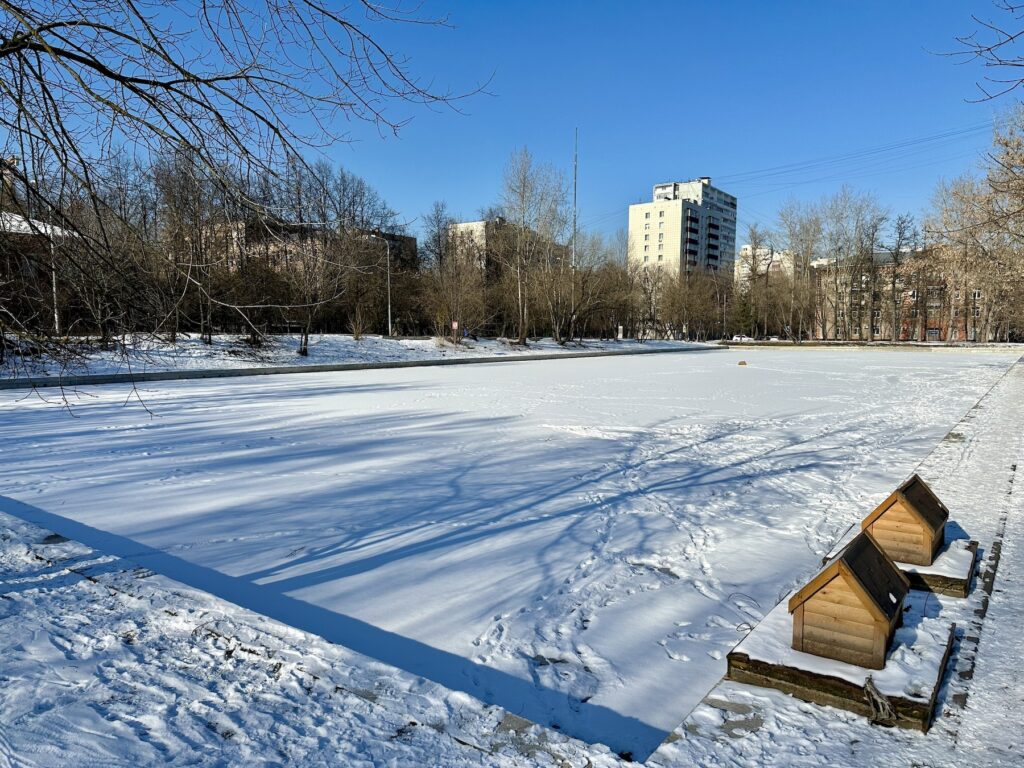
[789,533,910,622]
[863,474,948,534]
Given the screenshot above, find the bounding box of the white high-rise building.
[627,177,737,276]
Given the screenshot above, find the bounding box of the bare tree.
[952,2,1024,100]
[421,201,484,342]
[496,148,565,345]
[0,0,476,351]
[881,213,918,342]
[742,222,776,337]
[777,199,821,340]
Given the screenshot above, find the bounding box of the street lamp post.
[368,232,393,337]
[28,171,62,336]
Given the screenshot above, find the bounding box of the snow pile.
[1,333,704,379]
[0,211,70,237]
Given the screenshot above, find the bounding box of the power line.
[580,120,991,233]
[716,121,991,186]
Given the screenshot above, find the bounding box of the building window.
[658,222,664,229]
[657,254,664,262]
[644,234,649,242]
[658,233,664,242]
[658,243,664,251]
[659,211,664,218]
[644,223,650,231]
[873,309,881,319]
[643,245,649,252]
[973,289,983,300]
[645,212,650,219]
[973,307,982,317]
[910,308,919,318]
[909,289,918,300]
[643,255,649,263]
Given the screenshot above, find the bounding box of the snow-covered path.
[1,348,1018,759]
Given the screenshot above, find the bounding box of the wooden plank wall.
[798,573,885,669]
[868,501,930,565]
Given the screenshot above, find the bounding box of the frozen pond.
[2,347,1018,759]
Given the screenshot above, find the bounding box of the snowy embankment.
[0,503,619,767]
[1,333,703,380]
[1,348,1022,764]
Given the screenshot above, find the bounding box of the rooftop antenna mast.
[571,127,578,340]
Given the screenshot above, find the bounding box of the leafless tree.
[496,148,565,345]
[777,199,821,340]
[421,201,484,342]
[881,213,918,342]
[0,0,476,352]
[952,2,1024,100]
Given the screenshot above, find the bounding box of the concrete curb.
[0,344,722,391]
[723,342,1024,351]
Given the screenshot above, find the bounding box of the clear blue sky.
[325,1,1007,242]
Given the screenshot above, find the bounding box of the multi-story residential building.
[810,250,1002,342]
[627,177,737,276]
[200,219,416,272]
[450,216,569,273]
[734,244,805,286]
[449,217,504,270]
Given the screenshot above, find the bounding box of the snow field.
[1,347,1020,760]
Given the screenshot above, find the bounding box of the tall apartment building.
[627,177,737,276]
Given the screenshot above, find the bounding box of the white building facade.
[627,177,737,277]
[734,245,803,286]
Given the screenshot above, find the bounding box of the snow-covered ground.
[0,502,628,767]
[1,347,1021,763]
[652,348,1024,766]
[1,333,701,379]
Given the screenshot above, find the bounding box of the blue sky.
[324,1,1007,242]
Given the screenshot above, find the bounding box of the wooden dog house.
[789,533,910,669]
[861,474,949,567]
